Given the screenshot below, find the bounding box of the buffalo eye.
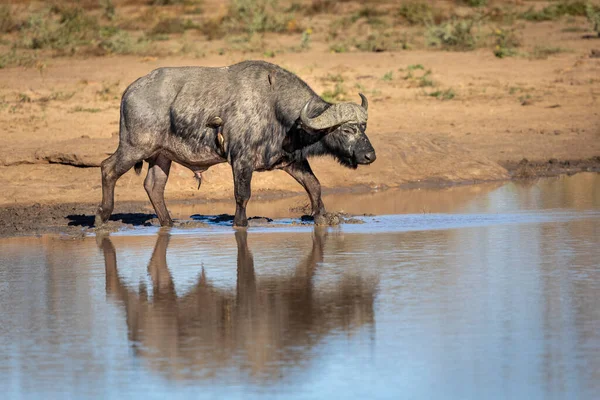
[342,127,354,135]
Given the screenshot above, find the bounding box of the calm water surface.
[1,174,599,399]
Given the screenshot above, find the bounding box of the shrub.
[586,3,600,37]
[462,0,487,7]
[426,19,478,51]
[20,7,99,50]
[150,17,187,35]
[223,0,293,35]
[398,1,434,25]
[99,30,148,55]
[520,1,587,22]
[152,0,184,5]
[0,5,15,33]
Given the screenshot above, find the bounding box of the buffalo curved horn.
[300,98,346,132]
[359,92,368,111]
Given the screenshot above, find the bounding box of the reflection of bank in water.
[99,229,378,381]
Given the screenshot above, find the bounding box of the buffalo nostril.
[364,152,376,163]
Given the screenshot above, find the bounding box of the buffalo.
[95,61,376,227]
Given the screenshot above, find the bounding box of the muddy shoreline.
[2,159,598,239]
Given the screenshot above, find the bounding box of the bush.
[426,19,478,51]
[398,1,434,25]
[462,0,487,7]
[99,29,148,55]
[21,7,99,50]
[587,3,600,37]
[0,5,15,33]
[152,0,184,5]
[520,1,587,22]
[150,17,187,35]
[223,0,293,35]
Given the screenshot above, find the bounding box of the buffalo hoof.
[159,219,174,228]
[94,213,106,228]
[233,219,248,228]
[314,214,328,226]
[314,212,341,226]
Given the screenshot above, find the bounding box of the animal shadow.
[67,213,157,228]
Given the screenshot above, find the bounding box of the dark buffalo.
[95,61,376,227]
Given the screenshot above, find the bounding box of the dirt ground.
[0,0,599,236]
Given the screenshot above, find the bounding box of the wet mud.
[1,170,598,238]
[503,157,600,179]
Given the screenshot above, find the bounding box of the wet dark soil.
[1,162,598,238]
[503,157,600,179]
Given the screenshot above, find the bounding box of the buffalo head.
[301,93,376,169]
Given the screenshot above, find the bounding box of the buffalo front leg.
[95,145,150,227]
[144,154,173,227]
[232,161,253,227]
[284,160,326,220]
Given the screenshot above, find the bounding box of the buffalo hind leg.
[232,161,253,227]
[284,160,326,220]
[144,154,173,227]
[95,145,151,227]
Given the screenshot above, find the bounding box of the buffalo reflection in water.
[98,229,377,381]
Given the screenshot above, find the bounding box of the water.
[1,174,599,399]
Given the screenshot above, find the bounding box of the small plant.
[305,0,337,15]
[353,30,402,52]
[407,64,424,71]
[530,45,567,59]
[351,7,385,24]
[100,0,116,21]
[518,93,532,105]
[321,82,347,103]
[324,73,344,83]
[97,81,120,101]
[508,86,522,95]
[38,91,75,103]
[428,88,455,100]
[586,3,600,37]
[492,28,520,58]
[382,71,393,81]
[462,0,487,7]
[426,19,479,51]
[403,65,435,87]
[329,43,348,53]
[71,106,101,113]
[18,93,32,103]
[152,0,184,5]
[418,70,434,87]
[0,49,38,69]
[300,28,312,50]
